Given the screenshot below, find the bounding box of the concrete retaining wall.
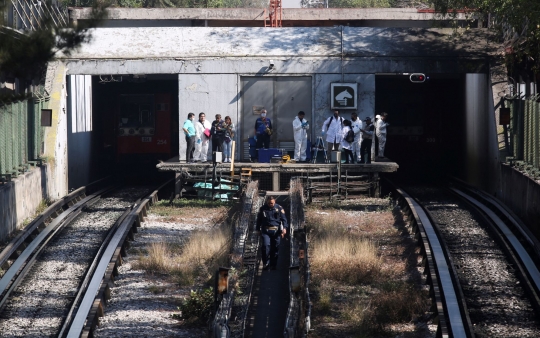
[0,166,49,241]
[498,163,540,240]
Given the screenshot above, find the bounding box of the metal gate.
[241,76,312,161]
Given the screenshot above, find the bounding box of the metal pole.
[337,160,341,196]
[341,25,344,83]
[211,161,217,200]
[230,141,235,179]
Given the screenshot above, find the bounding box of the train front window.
[119,95,155,129]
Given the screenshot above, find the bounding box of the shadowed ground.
[246,238,290,338]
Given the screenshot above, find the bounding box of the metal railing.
[506,95,540,178]
[284,177,310,338]
[5,0,68,32]
[0,96,47,182]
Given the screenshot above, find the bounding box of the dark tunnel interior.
[375,74,466,182]
[91,74,179,180]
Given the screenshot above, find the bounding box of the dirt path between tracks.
[94,199,232,338]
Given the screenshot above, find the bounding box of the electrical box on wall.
[41,109,52,127]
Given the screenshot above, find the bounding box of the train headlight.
[129,128,135,135]
[148,128,155,135]
[119,129,125,135]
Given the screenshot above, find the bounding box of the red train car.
[116,93,172,161]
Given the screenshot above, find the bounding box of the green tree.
[0,1,106,101]
[329,0,393,8]
[429,0,540,74]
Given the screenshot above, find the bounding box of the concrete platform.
[157,156,398,194]
[157,156,398,173]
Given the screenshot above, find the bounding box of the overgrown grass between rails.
[308,202,430,336]
[136,224,233,286]
[345,281,429,334]
[311,235,382,284]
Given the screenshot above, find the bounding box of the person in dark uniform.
[211,114,226,153]
[360,116,375,164]
[253,109,272,161]
[256,196,289,270]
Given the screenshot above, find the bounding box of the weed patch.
[311,236,381,284]
[173,287,214,325]
[136,225,232,286]
[307,199,434,337]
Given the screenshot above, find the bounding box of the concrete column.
[175,173,183,198]
[273,172,280,191]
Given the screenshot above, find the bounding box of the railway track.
[0,179,170,337]
[389,181,540,338]
[7,176,537,337]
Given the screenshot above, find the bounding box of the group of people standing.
[321,110,388,164]
[182,113,236,163]
[182,109,388,164]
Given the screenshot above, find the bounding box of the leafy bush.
[175,287,214,324]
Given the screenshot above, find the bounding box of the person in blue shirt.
[256,196,289,271]
[182,113,196,163]
[253,109,272,161]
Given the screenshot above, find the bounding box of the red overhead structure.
[264,0,282,27]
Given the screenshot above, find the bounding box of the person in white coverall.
[350,112,363,163]
[193,112,211,162]
[375,112,389,158]
[322,110,344,156]
[293,111,309,162]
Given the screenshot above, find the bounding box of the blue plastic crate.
[258,148,282,163]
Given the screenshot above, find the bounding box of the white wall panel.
[178,74,238,161]
[67,75,93,189]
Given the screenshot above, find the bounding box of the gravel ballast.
[407,186,540,338]
[93,204,227,338]
[0,187,148,337]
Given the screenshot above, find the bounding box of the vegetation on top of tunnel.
[430,0,540,75]
[0,2,106,103]
[61,0,430,9]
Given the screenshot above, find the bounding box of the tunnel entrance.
[92,75,179,178]
[375,74,466,181]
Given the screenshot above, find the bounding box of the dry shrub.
[137,225,232,286]
[171,225,232,285]
[137,242,171,274]
[342,301,370,327]
[361,281,429,332]
[308,211,394,239]
[315,279,334,315]
[311,235,382,284]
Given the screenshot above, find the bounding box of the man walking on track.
[257,196,289,271]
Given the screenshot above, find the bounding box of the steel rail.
[451,188,540,313]
[0,176,110,273]
[0,186,86,272]
[0,185,117,312]
[391,185,469,338]
[57,206,133,338]
[66,179,173,338]
[451,178,540,259]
